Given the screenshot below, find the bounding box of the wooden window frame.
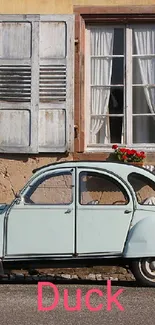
[74,5,155,153]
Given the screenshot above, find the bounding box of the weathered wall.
[0,154,73,203]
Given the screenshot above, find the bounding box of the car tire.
[130,257,155,287]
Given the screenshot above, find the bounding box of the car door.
[76,168,134,255]
[5,168,75,256]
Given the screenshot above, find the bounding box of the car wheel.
[130,257,155,287]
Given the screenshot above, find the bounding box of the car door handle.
[65,208,72,214]
[124,210,132,214]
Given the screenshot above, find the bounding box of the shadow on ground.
[0,274,138,287]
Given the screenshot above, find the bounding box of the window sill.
[85,146,155,153]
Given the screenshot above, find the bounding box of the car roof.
[32,160,128,173]
[18,160,155,196]
[32,160,155,180]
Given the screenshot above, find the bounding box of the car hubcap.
[139,258,155,281]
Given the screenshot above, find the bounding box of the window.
[128,172,155,204]
[0,15,74,153]
[85,24,155,149]
[25,171,73,205]
[79,171,129,205]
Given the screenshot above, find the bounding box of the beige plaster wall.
[1,0,155,15]
[0,0,73,14]
[0,154,73,203]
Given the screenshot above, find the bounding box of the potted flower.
[112,145,146,166]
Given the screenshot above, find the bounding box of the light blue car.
[1,160,155,286]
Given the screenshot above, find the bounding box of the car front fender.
[123,216,155,258]
[0,204,10,258]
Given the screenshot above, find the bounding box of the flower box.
[112,145,146,165]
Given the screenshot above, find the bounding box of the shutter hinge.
[74,38,79,45]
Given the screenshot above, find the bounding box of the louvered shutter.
[0,16,39,153]
[0,15,74,153]
[38,15,74,152]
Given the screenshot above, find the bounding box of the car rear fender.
[123,216,155,258]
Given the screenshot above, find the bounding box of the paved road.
[0,280,155,325]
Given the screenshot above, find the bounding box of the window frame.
[128,171,155,205]
[78,169,130,206]
[74,5,155,153]
[23,168,74,206]
[85,24,125,148]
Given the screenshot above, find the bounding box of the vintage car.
[1,160,155,286]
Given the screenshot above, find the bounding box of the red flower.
[130,149,137,155]
[112,144,118,150]
[126,149,132,155]
[120,148,126,153]
[112,145,145,163]
[136,152,142,158]
[141,155,146,159]
[140,151,146,158]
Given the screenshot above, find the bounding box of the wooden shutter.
[0,15,39,153]
[39,15,74,152]
[0,15,74,153]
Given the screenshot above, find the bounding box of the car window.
[128,173,155,205]
[79,171,129,205]
[24,171,72,205]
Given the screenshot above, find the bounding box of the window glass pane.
[25,172,72,205]
[91,58,124,85]
[111,58,124,85]
[90,115,124,144]
[109,87,124,144]
[109,116,124,144]
[128,173,155,204]
[90,27,114,56]
[133,27,155,55]
[91,58,112,85]
[109,87,124,114]
[91,87,124,114]
[88,26,125,146]
[79,171,128,205]
[133,57,142,84]
[113,28,124,55]
[133,115,155,143]
[132,86,154,114]
[133,58,155,84]
[90,27,124,55]
[90,86,124,144]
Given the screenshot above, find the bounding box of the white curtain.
[90,28,114,143]
[134,27,155,142]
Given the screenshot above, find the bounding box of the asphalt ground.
[0,279,154,325]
